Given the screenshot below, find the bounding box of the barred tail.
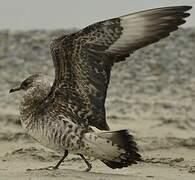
[83,130,142,169]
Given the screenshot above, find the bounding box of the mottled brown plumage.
[10,6,191,171]
[47,6,192,130]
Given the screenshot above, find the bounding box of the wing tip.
[181,5,192,11]
[166,5,192,11]
[150,5,192,12]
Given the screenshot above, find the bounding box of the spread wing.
[43,6,191,130]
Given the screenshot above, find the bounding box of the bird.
[9,6,192,171]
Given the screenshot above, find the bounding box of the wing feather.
[43,6,191,130]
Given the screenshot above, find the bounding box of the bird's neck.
[20,86,50,119]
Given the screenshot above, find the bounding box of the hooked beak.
[9,86,21,93]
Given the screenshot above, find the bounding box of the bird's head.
[9,74,51,94]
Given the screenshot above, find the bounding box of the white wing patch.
[106,6,191,54]
[106,14,147,53]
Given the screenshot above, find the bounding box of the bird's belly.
[21,117,83,154]
[27,127,64,153]
[20,121,63,153]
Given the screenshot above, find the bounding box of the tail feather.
[99,130,142,169]
[82,129,141,169]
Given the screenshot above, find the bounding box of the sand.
[0,28,195,179]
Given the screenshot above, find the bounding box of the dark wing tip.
[180,6,192,11]
[157,5,192,11]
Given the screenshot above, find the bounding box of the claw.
[26,150,68,171]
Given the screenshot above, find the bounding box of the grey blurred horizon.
[0,0,194,30]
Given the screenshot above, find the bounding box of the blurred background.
[0,0,194,30]
[0,0,195,179]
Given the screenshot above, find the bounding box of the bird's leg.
[79,154,92,172]
[53,149,69,169]
[26,150,68,171]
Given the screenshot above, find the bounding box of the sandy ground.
[0,29,195,179]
